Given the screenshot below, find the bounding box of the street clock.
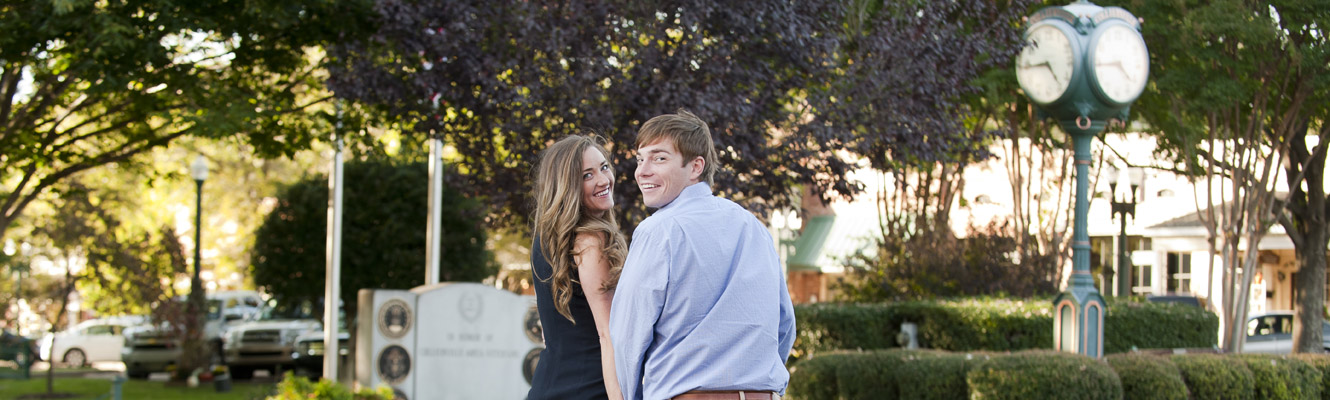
[1088,22,1149,105]
[1016,22,1078,105]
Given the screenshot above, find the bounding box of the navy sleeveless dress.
[528,236,609,400]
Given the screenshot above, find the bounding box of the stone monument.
[357,282,541,399]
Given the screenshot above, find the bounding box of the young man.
[610,110,796,400]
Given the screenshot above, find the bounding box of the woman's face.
[580,146,615,216]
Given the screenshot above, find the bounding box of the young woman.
[528,134,627,400]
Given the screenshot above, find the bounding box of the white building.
[781,132,1326,321]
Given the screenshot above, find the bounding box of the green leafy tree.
[328,0,857,233]
[1105,0,1330,352]
[0,0,375,242]
[251,160,496,331]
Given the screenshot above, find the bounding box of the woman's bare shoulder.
[574,231,607,251]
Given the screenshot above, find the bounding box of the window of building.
[1133,264,1152,294]
[1166,252,1192,293]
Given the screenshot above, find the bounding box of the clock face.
[1090,24,1149,104]
[1016,24,1076,105]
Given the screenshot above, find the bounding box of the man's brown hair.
[634,109,718,185]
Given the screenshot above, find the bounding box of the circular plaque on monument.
[522,348,541,385]
[378,299,412,339]
[523,305,543,344]
[377,345,411,384]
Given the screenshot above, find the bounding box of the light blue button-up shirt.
[610,183,796,400]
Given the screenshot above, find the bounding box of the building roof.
[786,214,879,272]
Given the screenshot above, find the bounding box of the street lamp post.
[188,156,209,370]
[1108,166,1144,297]
[191,156,209,300]
[1014,1,1150,358]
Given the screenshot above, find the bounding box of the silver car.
[1244,311,1330,353]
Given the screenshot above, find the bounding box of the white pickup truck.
[120,290,263,378]
[222,297,323,379]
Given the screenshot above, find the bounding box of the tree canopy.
[1107,0,1330,352]
[251,160,496,321]
[0,0,375,241]
[328,0,1037,233]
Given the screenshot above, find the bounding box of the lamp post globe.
[1015,0,1149,358]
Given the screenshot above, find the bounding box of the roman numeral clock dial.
[1016,24,1075,105]
[1090,24,1149,105]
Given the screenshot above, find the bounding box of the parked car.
[121,290,263,378]
[1146,294,1205,308]
[222,297,321,379]
[0,329,39,366]
[1244,311,1330,354]
[38,316,145,367]
[290,328,349,378]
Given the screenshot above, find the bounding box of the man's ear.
[688,156,705,181]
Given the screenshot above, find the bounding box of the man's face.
[635,138,701,208]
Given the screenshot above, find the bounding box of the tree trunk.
[1293,227,1328,353]
[46,265,75,394]
[1287,117,1327,354]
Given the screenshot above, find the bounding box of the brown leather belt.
[672,390,779,400]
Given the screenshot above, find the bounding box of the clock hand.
[1097,60,1135,82]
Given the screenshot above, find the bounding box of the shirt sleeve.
[610,223,670,400]
[777,272,796,364]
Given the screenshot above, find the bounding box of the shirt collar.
[657,182,712,211]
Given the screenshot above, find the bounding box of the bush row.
[789,350,1330,400]
[793,297,1217,361]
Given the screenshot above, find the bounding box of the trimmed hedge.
[787,351,851,400]
[794,298,1218,361]
[893,351,971,400]
[1105,353,1189,400]
[788,349,980,400]
[1103,299,1219,353]
[1171,354,1256,400]
[1292,354,1330,400]
[967,351,1122,400]
[1237,354,1320,400]
[789,350,1330,400]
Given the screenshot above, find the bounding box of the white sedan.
[1244,311,1330,354]
[39,316,145,367]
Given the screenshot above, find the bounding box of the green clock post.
[1015,1,1149,358]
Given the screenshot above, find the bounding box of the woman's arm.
[575,232,623,400]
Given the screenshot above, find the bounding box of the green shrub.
[913,299,1055,352]
[1292,354,1330,400]
[793,303,900,362]
[894,351,993,400]
[893,350,963,400]
[1105,352,1189,400]
[835,349,920,400]
[966,350,1122,400]
[1236,354,1320,400]
[267,372,395,400]
[1171,354,1255,400]
[1104,299,1219,353]
[793,298,1215,359]
[788,351,852,400]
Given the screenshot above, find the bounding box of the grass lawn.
[0,377,276,400]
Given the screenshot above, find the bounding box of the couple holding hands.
[528,110,796,400]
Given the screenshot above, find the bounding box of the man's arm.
[777,270,796,364]
[610,227,670,400]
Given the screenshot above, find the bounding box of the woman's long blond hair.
[532,134,627,323]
